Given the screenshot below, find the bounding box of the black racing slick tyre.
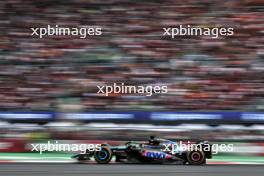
[186,150,205,165]
[94,147,113,164]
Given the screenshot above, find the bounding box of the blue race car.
[72,136,212,165]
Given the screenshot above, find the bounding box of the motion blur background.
[0,0,263,163]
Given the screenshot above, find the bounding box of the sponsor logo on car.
[142,151,166,159]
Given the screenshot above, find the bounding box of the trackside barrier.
[0,112,264,124]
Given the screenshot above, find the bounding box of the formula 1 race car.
[72,136,212,165]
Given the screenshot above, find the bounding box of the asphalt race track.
[0,164,263,176]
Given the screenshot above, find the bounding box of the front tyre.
[94,147,112,164]
[186,150,205,165]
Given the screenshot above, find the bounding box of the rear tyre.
[186,150,205,165]
[94,147,112,164]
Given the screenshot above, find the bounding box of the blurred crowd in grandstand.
[0,0,263,111]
